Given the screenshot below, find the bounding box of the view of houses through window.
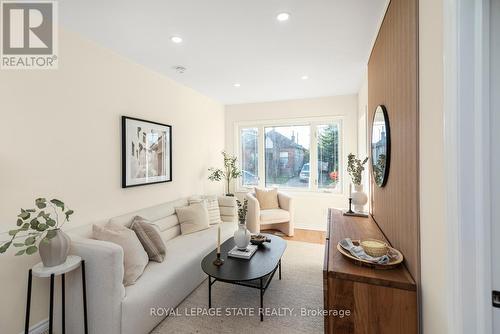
[239,120,341,192]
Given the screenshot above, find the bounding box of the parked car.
[299,163,310,182]
[242,170,259,185]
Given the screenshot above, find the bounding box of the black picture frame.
[121,116,172,188]
[371,105,391,187]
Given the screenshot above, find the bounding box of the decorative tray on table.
[337,240,404,270]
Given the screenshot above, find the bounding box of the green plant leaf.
[41,237,51,244]
[30,218,39,229]
[25,209,36,213]
[36,224,48,231]
[25,245,37,255]
[0,242,12,253]
[46,230,57,239]
[35,198,47,209]
[18,211,30,220]
[16,218,23,226]
[15,249,25,256]
[46,219,56,227]
[50,199,64,210]
[24,236,36,246]
[21,223,30,231]
[14,242,25,247]
[8,229,18,236]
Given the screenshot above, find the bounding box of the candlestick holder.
[347,198,354,214]
[213,252,224,266]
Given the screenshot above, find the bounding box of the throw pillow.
[175,203,210,235]
[93,222,149,286]
[130,216,167,263]
[189,195,222,225]
[254,187,280,210]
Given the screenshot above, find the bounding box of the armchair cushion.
[260,209,290,223]
[254,187,279,210]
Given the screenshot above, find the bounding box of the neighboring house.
[264,130,307,179]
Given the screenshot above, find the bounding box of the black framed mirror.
[371,105,390,187]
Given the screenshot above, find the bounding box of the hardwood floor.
[262,228,326,245]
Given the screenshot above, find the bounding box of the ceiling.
[60,0,388,105]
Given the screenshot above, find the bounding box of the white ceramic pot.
[351,184,368,212]
[234,223,251,250]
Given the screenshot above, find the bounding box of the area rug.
[152,240,324,334]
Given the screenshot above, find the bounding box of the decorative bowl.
[250,234,269,246]
[360,239,388,257]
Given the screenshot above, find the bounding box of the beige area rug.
[152,240,324,334]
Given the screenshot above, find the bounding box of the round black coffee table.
[201,233,286,321]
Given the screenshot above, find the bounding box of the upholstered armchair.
[245,191,294,236]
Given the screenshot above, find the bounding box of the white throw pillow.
[93,222,149,286]
[254,187,280,210]
[175,203,210,235]
[189,195,222,225]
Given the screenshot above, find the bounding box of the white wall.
[357,71,370,211]
[0,29,225,334]
[225,95,358,231]
[419,0,448,333]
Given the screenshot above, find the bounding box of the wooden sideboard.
[323,209,418,334]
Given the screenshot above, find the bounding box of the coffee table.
[201,233,286,321]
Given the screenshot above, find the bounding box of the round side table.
[25,255,88,334]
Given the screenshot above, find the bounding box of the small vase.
[39,229,71,267]
[351,184,368,212]
[234,223,251,250]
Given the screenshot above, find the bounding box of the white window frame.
[235,116,344,194]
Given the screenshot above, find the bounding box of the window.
[265,125,310,188]
[238,119,342,192]
[240,128,259,186]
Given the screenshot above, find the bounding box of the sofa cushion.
[189,195,222,225]
[260,208,290,223]
[93,222,149,286]
[175,203,210,235]
[121,221,237,334]
[255,188,280,210]
[131,216,167,263]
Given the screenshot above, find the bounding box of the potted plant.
[208,151,242,196]
[234,199,250,250]
[328,170,339,188]
[0,198,74,267]
[347,153,369,212]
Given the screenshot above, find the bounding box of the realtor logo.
[1,1,58,69]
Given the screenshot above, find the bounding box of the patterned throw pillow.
[189,195,222,225]
[130,216,167,263]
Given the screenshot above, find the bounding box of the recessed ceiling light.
[276,12,290,22]
[301,75,309,80]
[170,36,183,44]
[172,65,186,74]
[233,83,241,87]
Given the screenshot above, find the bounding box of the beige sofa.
[63,196,237,334]
[245,192,294,236]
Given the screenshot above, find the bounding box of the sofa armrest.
[65,236,125,334]
[245,193,261,233]
[218,196,237,222]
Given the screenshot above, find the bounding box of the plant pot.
[351,184,368,212]
[234,223,251,250]
[39,229,71,267]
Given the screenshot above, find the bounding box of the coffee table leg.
[208,276,212,308]
[260,278,264,321]
[279,260,282,280]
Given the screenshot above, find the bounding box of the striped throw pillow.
[189,196,222,225]
[131,216,166,263]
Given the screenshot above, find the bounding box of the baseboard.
[19,319,49,334]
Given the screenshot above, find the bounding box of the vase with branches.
[0,198,74,266]
[347,153,369,186]
[208,151,242,196]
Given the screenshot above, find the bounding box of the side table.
[25,255,88,334]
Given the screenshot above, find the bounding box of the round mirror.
[371,105,390,187]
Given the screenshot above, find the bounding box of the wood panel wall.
[368,0,419,281]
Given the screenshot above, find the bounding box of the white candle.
[217,224,221,253]
[349,183,352,198]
